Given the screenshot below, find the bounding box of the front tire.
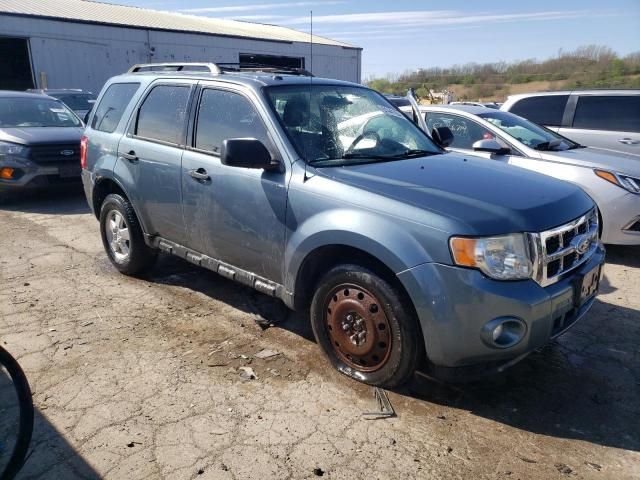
[99,193,157,275]
[310,264,421,388]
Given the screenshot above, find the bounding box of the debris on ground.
[255,349,280,359]
[313,467,325,476]
[239,366,257,380]
[362,387,396,419]
[585,461,602,471]
[555,463,573,475]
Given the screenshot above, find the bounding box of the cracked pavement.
[0,189,639,479]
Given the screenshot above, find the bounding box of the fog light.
[481,317,526,349]
[0,167,14,179]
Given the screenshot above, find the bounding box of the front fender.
[284,208,434,293]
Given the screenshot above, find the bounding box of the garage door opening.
[0,37,34,90]
[240,53,305,70]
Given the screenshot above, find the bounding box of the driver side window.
[425,112,493,150]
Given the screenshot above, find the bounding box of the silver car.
[404,104,640,245]
[500,90,640,157]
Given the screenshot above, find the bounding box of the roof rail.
[127,63,221,74]
[216,63,313,77]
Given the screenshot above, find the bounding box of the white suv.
[501,90,640,156]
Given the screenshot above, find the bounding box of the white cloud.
[181,1,344,14]
[281,9,598,27]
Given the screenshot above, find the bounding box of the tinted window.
[195,89,271,154]
[426,112,496,150]
[0,97,81,128]
[51,93,96,111]
[136,85,190,144]
[91,83,139,133]
[573,95,640,132]
[509,95,569,127]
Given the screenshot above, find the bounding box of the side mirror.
[221,138,278,170]
[431,126,454,148]
[472,139,511,155]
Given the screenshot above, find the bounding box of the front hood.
[314,153,594,235]
[0,127,84,146]
[541,147,640,176]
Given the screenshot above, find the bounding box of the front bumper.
[0,156,81,191]
[398,244,605,376]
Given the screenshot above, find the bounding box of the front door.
[181,87,288,283]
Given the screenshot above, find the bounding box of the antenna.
[303,10,313,182]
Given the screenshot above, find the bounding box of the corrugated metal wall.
[0,14,361,93]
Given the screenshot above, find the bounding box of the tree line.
[366,45,640,102]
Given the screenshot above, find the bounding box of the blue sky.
[105,0,640,78]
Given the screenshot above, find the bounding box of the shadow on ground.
[1,366,98,479]
[15,409,100,479]
[0,186,89,216]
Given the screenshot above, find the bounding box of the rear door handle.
[619,138,639,145]
[121,150,138,161]
[189,168,210,181]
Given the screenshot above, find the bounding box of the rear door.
[181,85,288,283]
[116,81,195,244]
[506,94,569,132]
[559,94,640,155]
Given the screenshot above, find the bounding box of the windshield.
[50,93,96,111]
[478,111,580,151]
[266,85,441,166]
[0,97,82,128]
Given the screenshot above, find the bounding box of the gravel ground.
[0,188,638,480]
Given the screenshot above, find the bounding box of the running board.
[145,235,288,302]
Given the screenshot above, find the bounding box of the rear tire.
[99,193,157,275]
[310,264,421,388]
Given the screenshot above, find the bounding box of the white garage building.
[0,0,361,93]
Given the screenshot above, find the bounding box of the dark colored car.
[0,91,84,199]
[27,89,97,119]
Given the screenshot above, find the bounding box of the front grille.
[29,144,80,165]
[534,209,599,287]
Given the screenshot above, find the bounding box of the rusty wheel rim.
[324,283,392,372]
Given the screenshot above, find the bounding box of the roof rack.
[216,63,313,77]
[128,63,221,74]
[126,62,313,77]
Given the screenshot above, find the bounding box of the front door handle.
[189,168,210,181]
[619,138,639,145]
[121,150,138,161]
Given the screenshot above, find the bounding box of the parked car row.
[0,64,636,388]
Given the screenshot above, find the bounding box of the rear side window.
[573,95,640,132]
[135,85,191,145]
[509,95,568,127]
[91,83,139,133]
[194,89,272,154]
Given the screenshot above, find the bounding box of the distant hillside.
[366,45,640,103]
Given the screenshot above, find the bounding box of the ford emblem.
[60,149,74,156]
[572,235,591,255]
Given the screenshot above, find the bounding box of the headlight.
[0,141,26,156]
[594,169,640,194]
[450,233,533,280]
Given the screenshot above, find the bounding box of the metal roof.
[0,0,358,49]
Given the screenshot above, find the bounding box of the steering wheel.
[346,131,381,154]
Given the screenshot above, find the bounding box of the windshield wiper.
[341,152,398,160]
[390,149,437,158]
